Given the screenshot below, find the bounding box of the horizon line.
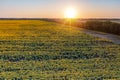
[0,18,120,20]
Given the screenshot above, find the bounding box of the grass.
[0,20,120,79]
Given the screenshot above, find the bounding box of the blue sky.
[0,0,120,18]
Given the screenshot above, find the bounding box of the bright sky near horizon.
[0,0,120,18]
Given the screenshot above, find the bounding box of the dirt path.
[81,29,120,45]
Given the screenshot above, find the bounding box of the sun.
[65,8,77,18]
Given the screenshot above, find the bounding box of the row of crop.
[0,51,116,62]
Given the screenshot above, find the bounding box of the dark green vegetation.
[81,21,120,35]
[0,20,120,79]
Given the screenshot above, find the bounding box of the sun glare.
[65,8,77,18]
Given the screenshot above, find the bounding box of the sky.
[0,0,120,18]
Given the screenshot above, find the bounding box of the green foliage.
[81,21,120,35]
[0,20,119,79]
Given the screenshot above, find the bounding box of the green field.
[0,20,120,79]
